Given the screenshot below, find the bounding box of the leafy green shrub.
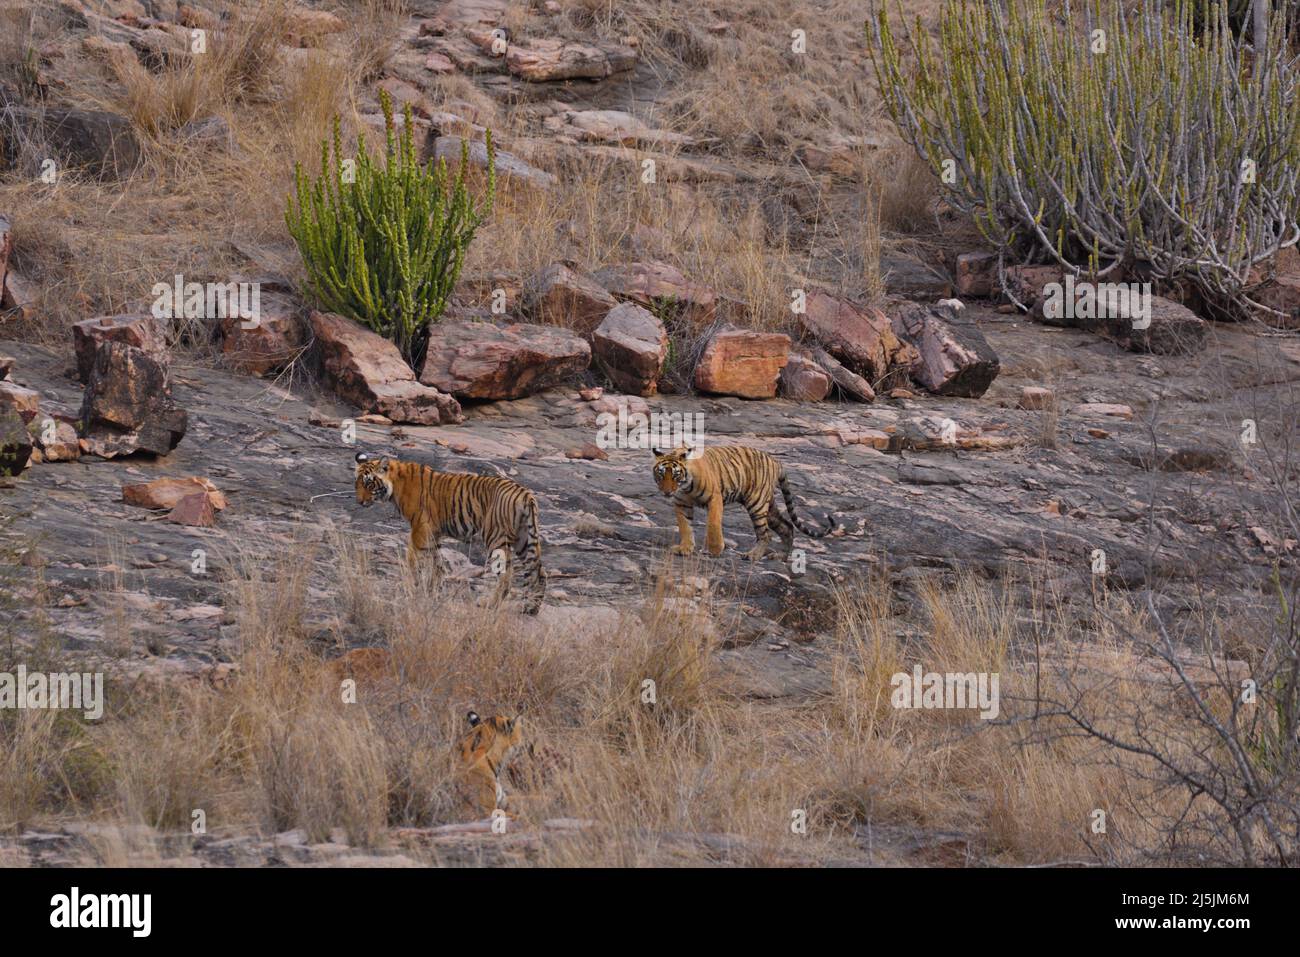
[869,0,1300,319]
[286,90,495,364]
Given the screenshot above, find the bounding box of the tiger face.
[652,448,691,496]
[354,452,393,507]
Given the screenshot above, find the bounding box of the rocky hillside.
[0,0,1297,867]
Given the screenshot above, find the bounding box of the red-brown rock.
[0,380,39,423]
[219,294,306,376]
[505,38,637,81]
[779,348,833,402]
[591,302,667,396]
[73,314,169,383]
[123,476,227,511]
[693,328,789,399]
[418,321,590,400]
[309,311,463,425]
[799,291,915,387]
[594,261,716,324]
[167,491,217,527]
[955,251,997,298]
[519,261,617,336]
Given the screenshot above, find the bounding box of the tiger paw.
[670,544,695,556]
[745,546,771,561]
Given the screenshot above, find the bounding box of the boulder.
[432,135,556,190]
[519,261,617,336]
[779,348,833,402]
[419,321,591,400]
[505,38,637,81]
[795,133,883,177]
[0,381,39,423]
[693,328,789,399]
[1004,265,1065,311]
[219,295,306,376]
[123,476,227,511]
[1032,282,1208,355]
[1,269,36,321]
[593,261,716,324]
[309,311,463,425]
[889,302,1000,398]
[591,302,667,396]
[798,291,915,388]
[0,408,32,476]
[542,109,695,148]
[805,345,875,402]
[1019,386,1055,411]
[167,491,217,527]
[954,252,997,298]
[73,314,169,383]
[79,342,187,458]
[1,107,141,180]
[29,415,79,462]
[282,4,347,45]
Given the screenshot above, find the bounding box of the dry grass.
[0,523,1268,865]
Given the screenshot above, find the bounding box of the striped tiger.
[458,710,524,819]
[651,445,832,561]
[354,452,545,614]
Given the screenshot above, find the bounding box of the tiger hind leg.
[744,497,775,561]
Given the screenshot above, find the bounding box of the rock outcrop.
[693,328,789,399]
[309,311,463,425]
[591,303,667,397]
[419,321,590,400]
[79,342,187,458]
[889,302,1001,398]
[72,315,169,383]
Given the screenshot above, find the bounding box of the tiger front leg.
[704,497,724,556]
[670,505,695,556]
[485,543,512,605]
[407,522,434,573]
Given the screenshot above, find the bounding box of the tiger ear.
[466,710,480,727]
[652,447,666,457]
[355,452,369,464]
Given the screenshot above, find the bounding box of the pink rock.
[693,328,789,399]
[309,311,463,425]
[591,302,667,396]
[779,349,832,402]
[419,321,590,400]
[167,491,217,527]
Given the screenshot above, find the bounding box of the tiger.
[458,710,524,819]
[651,445,832,561]
[354,452,545,614]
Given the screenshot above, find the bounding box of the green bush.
[286,90,495,365]
[869,0,1300,319]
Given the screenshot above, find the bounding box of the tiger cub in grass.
[651,445,832,561]
[354,452,545,614]
[458,710,525,819]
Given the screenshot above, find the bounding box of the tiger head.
[354,452,393,507]
[460,710,525,767]
[652,447,693,496]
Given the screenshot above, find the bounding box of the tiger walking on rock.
[353,452,545,614]
[651,445,832,561]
